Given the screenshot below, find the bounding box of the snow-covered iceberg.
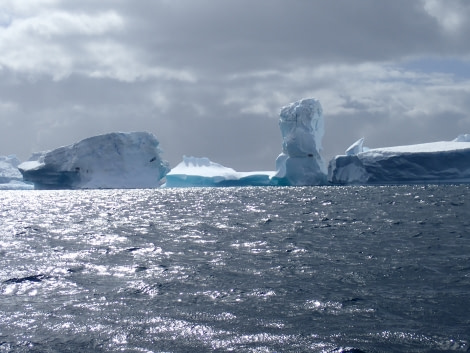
[328,137,470,184]
[164,156,275,187]
[0,155,34,190]
[19,132,170,189]
[272,98,327,186]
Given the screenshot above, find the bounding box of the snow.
[0,155,34,189]
[272,98,327,185]
[18,132,170,189]
[454,134,470,142]
[164,156,275,187]
[328,137,470,184]
[373,141,470,153]
[345,138,365,156]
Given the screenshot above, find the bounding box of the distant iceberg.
[0,155,34,190]
[328,137,470,184]
[164,156,275,187]
[19,132,169,189]
[453,134,470,142]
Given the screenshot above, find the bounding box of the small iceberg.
[163,156,275,187]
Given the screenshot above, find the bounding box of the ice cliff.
[19,132,169,189]
[272,98,327,185]
[328,137,470,184]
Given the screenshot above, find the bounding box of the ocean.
[0,185,469,352]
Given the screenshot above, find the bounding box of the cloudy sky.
[1,0,469,171]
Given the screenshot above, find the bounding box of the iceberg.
[18,132,170,189]
[328,137,470,184]
[164,156,275,187]
[164,98,328,188]
[453,134,470,142]
[272,98,327,186]
[0,155,34,190]
[345,137,370,156]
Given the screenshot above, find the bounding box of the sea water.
[0,185,469,352]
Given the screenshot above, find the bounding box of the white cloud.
[0,7,196,82]
[0,100,17,113]
[84,40,197,82]
[0,0,60,16]
[0,0,469,170]
[0,8,123,79]
[422,0,469,33]
[8,10,124,37]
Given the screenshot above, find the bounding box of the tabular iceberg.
[272,98,327,186]
[164,156,275,187]
[19,132,170,189]
[0,155,34,190]
[328,137,470,184]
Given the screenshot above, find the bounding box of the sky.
[0,0,469,171]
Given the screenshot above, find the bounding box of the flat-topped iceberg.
[164,156,275,187]
[0,155,34,190]
[273,98,327,186]
[19,132,170,189]
[328,137,470,184]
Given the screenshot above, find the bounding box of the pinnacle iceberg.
[272,98,327,185]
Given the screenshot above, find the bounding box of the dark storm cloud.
[0,0,469,171]
[113,0,468,71]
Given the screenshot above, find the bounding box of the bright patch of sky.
[402,57,470,80]
[0,10,11,27]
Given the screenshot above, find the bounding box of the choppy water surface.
[0,185,469,352]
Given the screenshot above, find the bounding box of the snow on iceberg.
[453,134,470,142]
[272,98,327,186]
[328,137,470,184]
[345,137,370,156]
[19,132,170,189]
[164,156,275,187]
[0,155,34,190]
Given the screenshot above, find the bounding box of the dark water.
[0,185,469,352]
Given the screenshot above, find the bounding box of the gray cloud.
[0,0,469,171]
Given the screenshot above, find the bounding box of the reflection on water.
[0,186,469,352]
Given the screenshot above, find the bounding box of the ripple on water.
[0,186,469,352]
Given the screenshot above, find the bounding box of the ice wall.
[272,98,327,185]
[328,138,470,184]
